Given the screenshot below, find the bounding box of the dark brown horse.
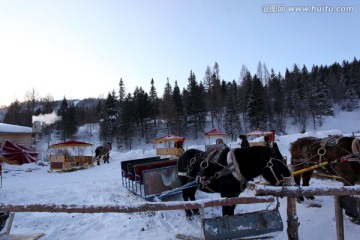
[290,136,360,202]
[177,146,291,218]
[95,143,112,165]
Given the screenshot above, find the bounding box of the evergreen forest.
[2,59,360,149]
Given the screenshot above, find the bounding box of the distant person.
[269,130,275,142]
[239,135,250,148]
[216,138,224,145]
[264,135,272,148]
[174,139,184,148]
[265,135,285,163]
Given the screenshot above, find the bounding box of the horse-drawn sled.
[48,140,94,172]
[121,156,181,200]
[121,135,185,200]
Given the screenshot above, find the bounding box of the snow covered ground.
[1,111,360,240]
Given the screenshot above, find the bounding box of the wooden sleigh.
[176,196,284,240]
[121,156,181,200]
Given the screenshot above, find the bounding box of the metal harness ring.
[318,148,326,156]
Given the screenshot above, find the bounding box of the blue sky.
[0,0,359,107]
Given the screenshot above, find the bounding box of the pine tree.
[309,66,334,128]
[56,97,78,141]
[118,78,126,104]
[172,80,185,136]
[203,65,214,127]
[238,70,252,132]
[224,81,241,140]
[210,62,224,129]
[268,70,286,133]
[119,93,135,149]
[327,62,344,104]
[149,79,160,132]
[3,100,22,125]
[185,71,207,139]
[99,91,119,144]
[247,74,267,130]
[133,86,151,139]
[159,78,176,134]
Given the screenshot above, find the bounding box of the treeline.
[2,58,360,149]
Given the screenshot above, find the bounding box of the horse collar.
[227,149,246,190]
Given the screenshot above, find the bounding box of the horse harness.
[291,136,360,185]
[178,148,236,192]
[178,147,286,191]
[291,136,346,167]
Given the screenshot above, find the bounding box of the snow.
[0,123,32,133]
[1,112,360,240]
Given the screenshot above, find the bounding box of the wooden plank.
[175,234,203,240]
[134,159,175,183]
[249,142,267,147]
[0,233,45,240]
[121,156,160,171]
[156,148,184,156]
[254,185,360,197]
[0,196,274,214]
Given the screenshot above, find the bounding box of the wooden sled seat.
[126,157,168,180]
[134,158,176,183]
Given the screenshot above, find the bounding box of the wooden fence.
[253,185,360,240]
[0,196,274,214]
[1,186,360,240]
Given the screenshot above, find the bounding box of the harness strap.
[264,159,288,186]
[178,172,188,177]
[228,149,246,191]
[200,149,218,169]
[340,153,360,163]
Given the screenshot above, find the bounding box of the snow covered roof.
[246,129,272,137]
[204,128,227,137]
[0,123,32,133]
[49,140,93,149]
[153,134,185,143]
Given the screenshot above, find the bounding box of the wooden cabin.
[0,123,33,149]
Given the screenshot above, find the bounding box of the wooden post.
[287,197,299,240]
[334,196,344,240]
[283,178,299,240]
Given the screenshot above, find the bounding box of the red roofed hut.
[246,129,274,147]
[153,134,185,157]
[48,140,94,171]
[204,129,227,145]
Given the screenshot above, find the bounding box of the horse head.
[232,146,291,186]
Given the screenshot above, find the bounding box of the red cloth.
[269,132,275,142]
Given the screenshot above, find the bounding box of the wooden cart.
[246,129,274,147]
[153,134,185,157]
[48,140,94,172]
